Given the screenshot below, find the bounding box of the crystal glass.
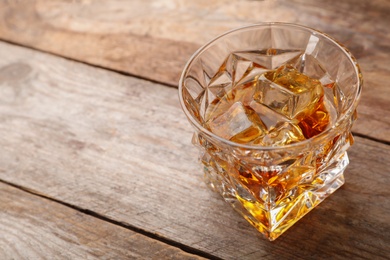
[178,23,362,241]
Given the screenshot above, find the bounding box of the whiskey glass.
[178,23,362,240]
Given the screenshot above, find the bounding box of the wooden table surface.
[0,1,389,259]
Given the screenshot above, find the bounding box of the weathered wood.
[0,0,200,86]
[0,183,204,260]
[0,42,389,259]
[0,0,388,143]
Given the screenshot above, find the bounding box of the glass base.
[204,152,349,241]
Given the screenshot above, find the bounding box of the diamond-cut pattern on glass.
[181,24,361,241]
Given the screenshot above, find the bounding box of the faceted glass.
[179,23,362,241]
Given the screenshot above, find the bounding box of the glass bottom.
[204,152,349,241]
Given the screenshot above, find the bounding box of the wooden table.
[0,1,389,259]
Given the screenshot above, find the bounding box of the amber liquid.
[205,64,334,145]
[202,64,340,240]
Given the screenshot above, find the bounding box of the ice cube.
[248,100,292,131]
[253,122,305,146]
[205,80,257,121]
[257,65,324,120]
[207,102,267,144]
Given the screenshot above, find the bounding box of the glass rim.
[178,22,363,151]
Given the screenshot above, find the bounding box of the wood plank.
[0,0,200,86]
[0,0,388,143]
[0,182,205,259]
[0,42,389,259]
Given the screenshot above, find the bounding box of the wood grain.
[0,41,389,259]
[0,182,204,260]
[0,0,388,142]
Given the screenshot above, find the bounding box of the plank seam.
[352,132,390,146]
[0,178,223,260]
[0,39,178,88]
